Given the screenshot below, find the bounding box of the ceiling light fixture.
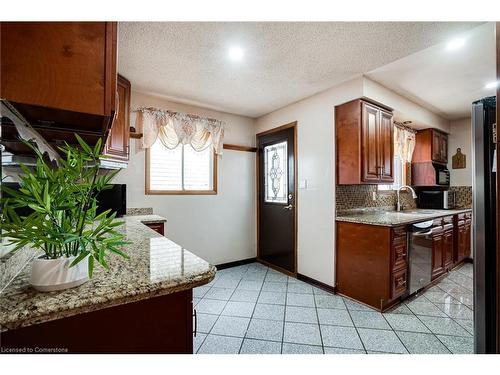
[228,46,244,62]
[446,37,466,51]
[485,81,499,89]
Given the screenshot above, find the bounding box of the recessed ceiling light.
[228,46,244,62]
[446,37,466,51]
[485,81,499,89]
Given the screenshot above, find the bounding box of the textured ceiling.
[366,22,495,121]
[118,22,482,118]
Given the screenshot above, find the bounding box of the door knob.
[283,204,293,210]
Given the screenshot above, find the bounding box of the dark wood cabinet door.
[1,22,117,117]
[432,231,445,280]
[440,133,448,164]
[391,268,408,299]
[443,228,454,270]
[379,110,394,182]
[431,130,448,164]
[104,75,130,161]
[432,130,442,163]
[459,220,472,261]
[361,102,380,182]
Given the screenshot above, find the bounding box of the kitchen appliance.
[408,220,435,295]
[2,183,127,217]
[95,184,127,217]
[417,190,456,209]
[472,96,497,353]
[435,164,451,186]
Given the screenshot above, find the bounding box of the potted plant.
[1,135,129,291]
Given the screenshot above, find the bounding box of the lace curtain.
[134,107,225,155]
[394,126,416,163]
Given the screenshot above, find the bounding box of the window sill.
[145,190,217,195]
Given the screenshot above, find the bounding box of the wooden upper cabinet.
[413,128,448,165]
[0,22,117,152]
[103,75,130,162]
[379,110,394,182]
[361,103,380,182]
[336,99,394,184]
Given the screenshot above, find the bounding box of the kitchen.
[0,18,499,359]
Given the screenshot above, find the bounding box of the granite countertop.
[336,207,472,227]
[0,215,215,332]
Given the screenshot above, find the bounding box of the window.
[378,154,407,191]
[146,139,217,194]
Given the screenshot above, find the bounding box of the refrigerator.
[472,96,497,353]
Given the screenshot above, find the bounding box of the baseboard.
[297,273,336,294]
[215,257,257,270]
[464,257,473,264]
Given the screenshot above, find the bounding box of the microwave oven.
[417,190,456,209]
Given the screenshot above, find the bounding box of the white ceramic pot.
[30,255,89,292]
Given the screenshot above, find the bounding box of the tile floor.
[193,262,474,354]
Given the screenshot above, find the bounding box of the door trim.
[256,121,298,277]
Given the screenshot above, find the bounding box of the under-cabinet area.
[336,209,472,311]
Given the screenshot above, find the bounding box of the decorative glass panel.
[264,141,288,203]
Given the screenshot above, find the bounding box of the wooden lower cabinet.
[431,228,445,280]
[336,222,408,311]
[431,216,455,280]
[145,222,164,236]
[443,227,454,270]
[0,289,194,353]
[455,213,472,264]
[336,212,471,311]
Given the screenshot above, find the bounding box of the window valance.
[134,107,225,155]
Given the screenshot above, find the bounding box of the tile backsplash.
[335,184,473,213]
[335,185,417,212]
[449,186,473,209]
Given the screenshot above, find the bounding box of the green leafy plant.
[1,134,130,277]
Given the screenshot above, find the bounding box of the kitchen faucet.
[396,185,417,212]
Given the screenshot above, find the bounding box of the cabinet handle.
[193,308,197,337]
[395,276,406,288]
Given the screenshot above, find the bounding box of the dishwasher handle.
[413,230,433,237]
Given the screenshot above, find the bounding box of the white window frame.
[378,154,407,191]
[146,142,217,195]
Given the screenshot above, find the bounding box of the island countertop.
[336,207,472,227]
[0,215,216,332]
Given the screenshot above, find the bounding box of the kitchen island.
[336,208,472,311]
[0,215,216,353]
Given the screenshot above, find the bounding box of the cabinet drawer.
[442,216,454,225]
[392,240,408,271]
[457,212,472,221]
[391,268,408,299]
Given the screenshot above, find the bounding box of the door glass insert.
[264,141,288,203]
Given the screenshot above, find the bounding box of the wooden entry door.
[257,123,297,274]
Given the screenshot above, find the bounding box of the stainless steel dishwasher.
[408,220,436,295]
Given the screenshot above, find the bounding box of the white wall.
[255,77,364,286]
[447,117,472,186]
[113,90,257,265]
[363,77,451,133]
